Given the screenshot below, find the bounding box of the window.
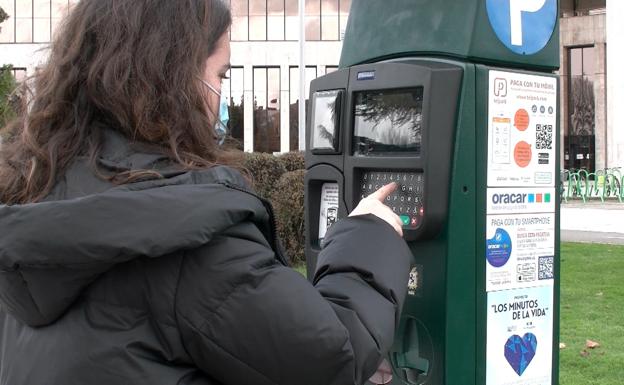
[0,0,356,43]
[267,0,284,40]
[33,0,51,42]
[52,0,71,37]
[222,67,245,150]
[15,0,33,43]
[0,0,76,43]
[254,67,281,153]
[249,0,267,40]
[231,0,249,41]
[565,46,596,172]
[228,0,350,41]
[339,0,350,38]
[0,0,16,42]
[285,0,298,40]
[321,0,338,40]
[11,67,27,82]
[305,0,320,40]
[289,66,317,151]
[561,0,606,17]
[325,65,338,74]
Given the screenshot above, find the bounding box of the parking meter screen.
[353,87,423,156]
[311,90,341,152]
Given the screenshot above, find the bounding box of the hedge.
[242,152,287,199]
[243,151,306,265]
[278,151,305,172]
[0,65,17,129]
[271,169,305,264]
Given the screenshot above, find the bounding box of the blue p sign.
[486,0,557,55]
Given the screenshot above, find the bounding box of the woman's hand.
[349,183,403,237]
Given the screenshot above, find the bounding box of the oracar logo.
[492,192,552,205]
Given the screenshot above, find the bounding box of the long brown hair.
[0,0,236,204]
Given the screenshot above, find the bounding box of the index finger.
[368,182,398,201]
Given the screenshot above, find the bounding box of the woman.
[0,1,411,384]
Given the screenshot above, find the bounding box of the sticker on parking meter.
[486,0,557,56]
[487,188,555,214]
[318,183,339,247]
[487,286,553,385]
[486,213,554,292]
[486,228,512,267]
[488,71,557,187]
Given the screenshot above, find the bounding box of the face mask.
[199,78,230,145]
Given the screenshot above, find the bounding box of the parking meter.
[305,1,561,385]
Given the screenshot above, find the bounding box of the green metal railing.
[561,167,623,203]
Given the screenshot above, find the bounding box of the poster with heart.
[486,286,553,385]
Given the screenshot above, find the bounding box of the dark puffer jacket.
[0,130,412,385]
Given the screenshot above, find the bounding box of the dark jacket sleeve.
[175,215,411,385]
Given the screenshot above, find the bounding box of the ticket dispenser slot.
[391,317,434,385]
[305,165,347,252]
[306,60,463,385]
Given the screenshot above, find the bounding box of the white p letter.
[509,0,546,46]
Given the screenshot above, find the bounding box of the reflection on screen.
[311,90,341,151]
[353,87,423,155]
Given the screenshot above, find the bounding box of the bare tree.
[0,7,8,33]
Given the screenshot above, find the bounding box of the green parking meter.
[305,1,560,384]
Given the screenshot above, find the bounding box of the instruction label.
[486,213,554,292]
[486,286,553,385]
[318,183,339,246]
[486,70,557,385]
[488,71,557,187]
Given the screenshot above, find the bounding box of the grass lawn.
[559,242,624,385]
[293,263,307,277]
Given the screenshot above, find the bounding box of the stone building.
[559,0,622,171]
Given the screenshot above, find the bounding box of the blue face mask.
[200,78,230,145]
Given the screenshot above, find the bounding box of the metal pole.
[298,0,306,151]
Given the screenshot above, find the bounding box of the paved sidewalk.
[561,230,624,245]
[561,200,624,244]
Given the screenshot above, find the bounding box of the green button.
[400,215,410,226]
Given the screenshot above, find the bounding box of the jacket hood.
[0,131,275,327]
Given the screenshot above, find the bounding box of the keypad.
[359,170,425,228]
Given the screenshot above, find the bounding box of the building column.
[243,64,254,152]
[594,42,607,170]
[280,63,290,153]
[559,41,569,168]
[606,0,624,167]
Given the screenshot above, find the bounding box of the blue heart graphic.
[504,333,537,376]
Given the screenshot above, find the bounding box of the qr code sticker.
[536,124,553,150]
[538,256,554,280]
